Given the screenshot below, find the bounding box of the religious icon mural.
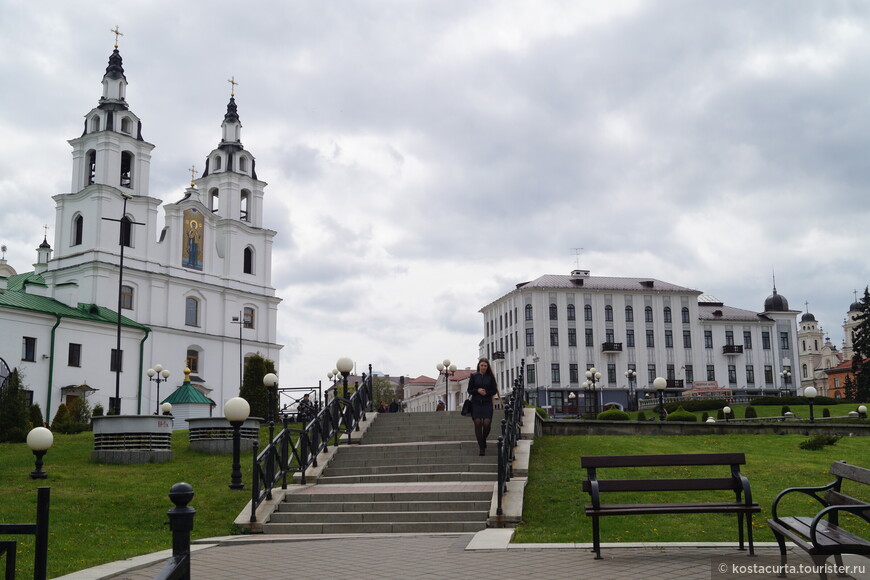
[182,208,204,270]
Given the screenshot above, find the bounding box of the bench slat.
[581,453,746,469]
[582,477,738,493]
[770,516,870,553]
[831,462,870,486]
[587,502,760,516]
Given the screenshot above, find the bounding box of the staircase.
[262,411,499,534]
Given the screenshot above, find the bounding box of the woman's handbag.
[461,398,472,417]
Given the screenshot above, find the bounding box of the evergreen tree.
[239,353,277,420]
[0,369,29,442]
[844,375,857,401]
[850,287,870,403]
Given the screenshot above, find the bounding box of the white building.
[479,269,800,413]
[0,45,282,418]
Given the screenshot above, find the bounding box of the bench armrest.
[735,473,755,505]
[808,503,870,548]
[770,480,838,520]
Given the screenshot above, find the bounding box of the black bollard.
[157,482,195,580]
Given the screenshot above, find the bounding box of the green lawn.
[514,433,870,544]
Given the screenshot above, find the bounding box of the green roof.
[163,382,213,405]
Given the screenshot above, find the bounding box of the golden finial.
[228,76,238,97]
[184,367,191,382]
[189,165,197,187]
[111,26,124,49]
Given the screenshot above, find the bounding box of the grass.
[514,433,870,544]
[0,427,291,578]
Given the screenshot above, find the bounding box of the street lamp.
[624,369,637,412]
[26,427,54,479]
[582,368,602,417]
[568,392,577,417]
[723,405,732,422]
[224,397,250,490]
[858,405,867,419]
[230,312,245,392]
[146,365,171,415]
[263,372,279,444]
[436,359,457,411]
[161,402,173,416]
[653,377,667,421]
[780,370,792,397]
[336,357,353,400]
[804,386,817,423]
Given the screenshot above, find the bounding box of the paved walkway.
[57,532,870,580]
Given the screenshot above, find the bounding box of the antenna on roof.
[572,247,583,269]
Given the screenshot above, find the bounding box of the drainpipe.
[137,328,151,415]
[46,314,62,419]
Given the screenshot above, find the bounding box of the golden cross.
[43,224,49,238]
[111,26,124,49]
[189,165,197,186]
[228,76,238,97]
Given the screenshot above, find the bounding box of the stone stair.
[262,411,500,534]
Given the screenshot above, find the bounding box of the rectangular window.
[550,328,559,347]
[704,330,713,348]
[605,329,615,342]
[744,331,752,349]
[525,305,533,321]
[68,343,82,367]
[764,365,773,384]
[22,337,36,361]
[527,364,536,384]
[120,285,134,310]
[725,330,734,346]
[186,349,199,373]
[185,297,199,327]
[780,332,790,350]
[585,328,594,347]
[568,328,577,347]
[647,364,656,384]
[607,363,616,384]
[569,364,579,383]
[706,365,715,381]
[685,364,694,384]
[683,330,692,348]
[746,365,755,384]
[243,307,255,329]
[667,364,675,380]
[110,349,123,372]
[762,331,771,350]
[664,330,673,348]
[626,329,635,348]
[525,329,534,347]
[551,363,561,384]
[728,364,737,384]
[646,329,654,348]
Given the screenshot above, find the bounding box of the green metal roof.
[163,381,213,405]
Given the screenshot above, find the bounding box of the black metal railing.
[250,371,372,522]
[496,359,525,516]
[154,483,195,580]
[0,487,49,580]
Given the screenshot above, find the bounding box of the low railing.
[0,487,49,580]
[250,371,372,522]
[497,359,525,516]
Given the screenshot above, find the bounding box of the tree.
[844,375,857,401]
[239,353,277,420]
[850,287,870,403]
[0,369,29,442]
[371,376,396,406]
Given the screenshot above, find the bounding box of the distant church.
[0,40,282,417]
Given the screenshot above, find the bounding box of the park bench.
[581,452,760,559]
[768,461,870,579]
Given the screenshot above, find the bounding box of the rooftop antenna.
[1,245,6,259]
[572,247,583,269]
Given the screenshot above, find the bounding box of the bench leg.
[737,512,745,551]
[833,553,848,578]
[591,516,602,560]
[810,554,829,580]
[771,529,788,578]
[745,514,756,557]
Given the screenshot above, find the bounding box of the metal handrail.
[0,487,49,580]
[497,359,525,516]
[250,372,372,522]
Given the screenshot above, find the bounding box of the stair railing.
[0,487,49,580]
[497,359,525,516]
[250,371,372,522]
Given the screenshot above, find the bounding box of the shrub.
[68,397,92,427]
[636,411,647,422]
[701,412,709,422]
[799,434,841,451]
[753,396,839,406]
[0,368,29,442]
[822,408,831,418]
[744,406,757,419]
[666,406,698,422]
[51,404,71,428]
[664,398,728,413]
[92,403,104,417]
[29,404,44,428]
[781,406,791,415]
[597,408,630,421]
[4,426,27,443]
[716,409,725,420]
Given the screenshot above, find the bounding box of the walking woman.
[467,357,498,456]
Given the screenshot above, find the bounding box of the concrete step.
[315,472,497,484]
[261,521,487,534]
[350,441,489,453]
[269,510,487,524]
[277,500,491,513]
[282,490,492,503]
[323,463,496,477]
[328,455,497,468]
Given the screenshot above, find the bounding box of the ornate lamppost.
[436,359,457,411]
[146,364,171,415]
[804,386,817,423]
[582,367,602,417]
[26,427,54,479]
[780,370,792,397]
[624,369,637,412]
[224,397,250,490]
[653,376,667,421]
[336,358,353,400]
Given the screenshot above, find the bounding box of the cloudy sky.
[2,1,870,385]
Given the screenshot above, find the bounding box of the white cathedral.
[0,45,282,418]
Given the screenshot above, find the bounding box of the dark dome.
[801,312,816,322]
[850,301,862,313]
[764,288,789,312]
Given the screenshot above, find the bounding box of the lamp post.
[804,386,817,423]
[653,376,667,421]
[26,427,54,479]
[146,365,171,415]
[723,405,732,422]
[336,358,353,400]
[263,373,279,445]
[780,370,792,397]
[436,359,457,411]
[624,369,637,412]
[224,397,250,490]
[161,402,173,416]
[582,368,602,417]
[568,391,576,417]
[859,405,867,419]
[230,312,244,392]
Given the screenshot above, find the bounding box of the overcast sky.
[2,1,870,385]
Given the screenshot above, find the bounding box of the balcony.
[666,379,684,389]
[601,342,623,353]
[722,344,744,356]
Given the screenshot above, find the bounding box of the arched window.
[87,150,96,185]
[625,305,633,322]
[663,307,672,323]
[567,304,575,321]
[243,307,255,329]
[525,304,533,321]
[243,247,254,274]
[240,189,250,221]
[214,155,222,171]
[549,303,558,320]
[209,188,219,213]
[681,307,690,323]
[584,304,592,321]
[120,117,132,134]
[72,215,84,246]
[185,297,200,327]
[120,216,132,247]
[802,364,808,378]
[90,115,100,132]
[644,306,653,323]
[120,151,133,188]
[120,285,134,310]
[187,349,200,373]
[605,305,613,322]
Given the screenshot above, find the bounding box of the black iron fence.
[496,359,524,516]
[0,487,49,580]
[250,372,372,522]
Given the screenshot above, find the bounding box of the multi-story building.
[479,269,800,413]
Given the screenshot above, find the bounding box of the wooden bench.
[581,453,760,559]
[768,461,870,579]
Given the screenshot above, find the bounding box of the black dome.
[801,312,816,322]
[764,288,789,312]
[849,301,862,313]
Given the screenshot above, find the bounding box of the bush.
[744,406,757,419]
[4,426,27,443]
[664,398,728,413]
[716,409,725,420]
[636,411,647,422]
[67,397,92,428]
[0,368,29,442]
[597,408,630,421]
[51,404,70,428]
[666,406,698,422]
[799,434,841,451]
[92,403,104,417]
[29,404,44,428]
[781,406,791,415]
[753,396,839,406]
[701,412,709,422]
[822,408,831,418]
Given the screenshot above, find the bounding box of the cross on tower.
[189,165,197,187]
[43,224,49,239]
[111,26,124,49]
[805,300,810,313]
[228,76,238,97]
